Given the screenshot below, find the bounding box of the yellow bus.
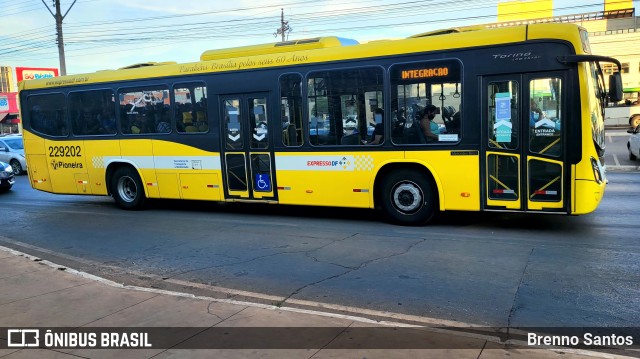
[19,23,622,225]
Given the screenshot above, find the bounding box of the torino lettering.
[492,52,532,59]
[401,67,449,79]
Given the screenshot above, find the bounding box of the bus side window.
[390,60,462,145]
[175,83,208,134]
[119,87,169,135]
[280,73,303,147]
[307,67,385,146]
[487,81,519,150]
[529,78,562,157]
[69,89,116,136]
[27,93,67,137]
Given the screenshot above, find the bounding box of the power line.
[0,0,629,69]
[274,8,292,41]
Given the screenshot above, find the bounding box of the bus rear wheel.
[381,169,436,225]
[630,114,640,129]
[111,166,146,210]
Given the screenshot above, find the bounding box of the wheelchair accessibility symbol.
[254,174,271,192]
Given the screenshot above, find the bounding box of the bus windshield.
[588,61,606,157]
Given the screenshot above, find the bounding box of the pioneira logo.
[51,160,83,170]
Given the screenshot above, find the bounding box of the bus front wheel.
[381,170,436,225]
[111,167,146,210]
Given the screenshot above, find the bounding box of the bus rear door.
[482,73,567,212]
[220,93,276,201]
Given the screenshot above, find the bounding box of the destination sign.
[401,67,449,79]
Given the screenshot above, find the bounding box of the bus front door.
[220,94,275,201]
[482,74,567,212]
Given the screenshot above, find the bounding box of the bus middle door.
[220,94,275,201]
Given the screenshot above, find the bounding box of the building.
[0,67,19,133]
[0,67,59,134]
[0,66,15,93]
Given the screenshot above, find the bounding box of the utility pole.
[273,8,291,42]
[41,0,78,76]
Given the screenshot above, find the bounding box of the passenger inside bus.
[442,105,460,134]
[529,98,545,127]
[79,104,101,135]
[362,108,384,145]
[98,100,116,134]
[420,104,440,142]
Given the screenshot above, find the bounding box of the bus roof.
[18,23,586,92]
[200,36,359,61]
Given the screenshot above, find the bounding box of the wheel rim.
[10,161,20,174]
[633,117,640,128]
[392,181,424,214]
[117,176,137,203]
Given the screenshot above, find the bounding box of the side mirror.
[628,128,635,133]
[609,72,623,103]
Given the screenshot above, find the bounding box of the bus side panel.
[572,163,605,215]
[179,173,221,201]
[407,151,481,212]
[23,132,52,193]
[274,151,402,208]
[152,139,223,201]
[84,138,119,195]
[46,138,87,195]
[119,139,159,198]
[26,154,53,193]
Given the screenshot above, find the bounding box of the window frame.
[304,65,387,147]
[117,85,171,136]
[68,88,118,137]
[173,81,209,135]
[25,92,68,137]
[389,58,463,146]
[279,72,304,148]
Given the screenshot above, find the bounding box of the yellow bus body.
[19,23,610,223]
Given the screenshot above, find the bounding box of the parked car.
[627,125,640,161]
[0,161,15,192]
[0,134,27,174]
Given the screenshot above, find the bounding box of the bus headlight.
[590,157,605,184]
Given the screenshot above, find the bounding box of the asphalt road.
[0,135,638,328]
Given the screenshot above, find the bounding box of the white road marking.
[613,153,621,166]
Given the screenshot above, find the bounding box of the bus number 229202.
[48,145,82,157]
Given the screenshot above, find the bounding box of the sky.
[0,0,637,77]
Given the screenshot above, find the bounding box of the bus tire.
[111,166,146,210]
[381,169,436,225]
[630,114,640,128]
